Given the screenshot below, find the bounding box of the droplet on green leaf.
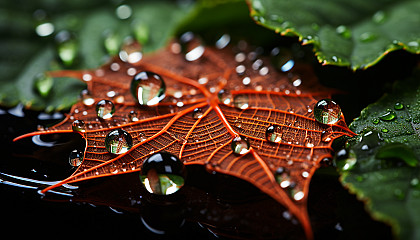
[33,73,54,97]
[55,30,78,66]
[394,102,404,110]
[336,25,351,39]
[379,110,396,121]
[359,32,377,42]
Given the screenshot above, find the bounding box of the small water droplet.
[35,22,54,37]
[55,30,78,66]
[140,152,186,195]
[394,102,404,110]
[271,47,294,72]
[69,149,83,167]
[33,73,53,97]
[138,132,146,142]
[103,30,121,55]
[129,110,139,121]
[301,171,309,178]
[119,38,142,63]
[314,99,341,125]
[304,136,314,147]
[218,89,232,105]
[185,45,205,61]
[231,136,250,155]
[321,130,332,143]
[293,191,305,201]
[105,129,133,155]
[336,25,351,39]
[359,32,377,42]
[215,34,230,49]
[233,94,249,110]
[266,125,282,143]
[372,11,386,24]
[381,128,389,133]
[192,108,203,119]
[379,110,396,121]
[235,65,246,75]
[372,118,380,124]
[242,77,251,86]
[72,120,86,132]
[131,71,166,106]
[235,52,246,63]
[96,100,115,120]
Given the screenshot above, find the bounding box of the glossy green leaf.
[0,1,193,111]
[337,72,420,239]
[249,0,420,70]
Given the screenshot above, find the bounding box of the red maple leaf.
[15,38,354,239]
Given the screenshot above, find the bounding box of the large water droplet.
[379,110,396,121]
[231,136,250,155]
[266,125,282,143]
[314,99,341,125]
[96,100,115,120]
[33,73,53,97]
[69,149,83,167]
[72,120,86,132]
[131,71,166,106]
[55,30,78,66]
[140,152,186,195]
[105,129,133,155]
[233,94,249,110]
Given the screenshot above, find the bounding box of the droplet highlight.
[231,136,250,155]
[233,94,249,110]
[69,149,83,167]
[72,120,86,132]
[266,125,282,143]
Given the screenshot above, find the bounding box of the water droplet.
[372,118,380,124]
[80,89,95,106]
[235,52,246,63]
[231,136,250,155]
[103,30,121,55]
[301,171,309,178]
[105,129,133,154]
[372,11,386,24]
[119,38,142,63]
[218,89,232,105]
[69,149,83,167]
[192,108,203,119]
[266,125,282,143]
[235,65,246,75]
[394,102,404,110]
[359,32,377,42]
[304,136,314,147]
[321,130,332,143]
[379,110,396,121]
[242,77,251,85]
[35,22,54,37]
[233,94,249,110]
[72,120,86,132]
[293,191,305,201]
[138,132,147,142]
[129,110,139,121]
[215,34,230,49]
[271,47,294,72]
[96,100,115,120]
[140,152,186,195]
[314,99,341,125]
[115,4,132,20]
[132,20,149,45]
[336,25,351,39]
[131,71,166,106]
[381,128,389,133]
[55,30,78,66]
[33,73,53,97]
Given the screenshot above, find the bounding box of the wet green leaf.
[248,0,420,70]
[337,72,420,239]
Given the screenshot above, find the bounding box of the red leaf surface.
[15,38,354,239]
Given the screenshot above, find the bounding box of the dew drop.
[242,77,251,85]
[119,38,142,63]
[379,110,396,121]
[96,100,115,120]
[35,22,54,37]
[105,129,133,155]
[185,45,204,61]
[131,71,166,106]
[33,73,53,97]
[372,118,380,124]
[140,152,186,195]
[55,30,78,66]
[359,32,377,42]
[103,30,121,55]
[69,149,83,167]
[321,130,332,143]
[293,191,305,201]
[271,47,294,72]
[336,25,351,39]
[115,4,132,20]
[129,110,139,121]
[215,34,230,49]
[394,102,404,110]
[72,120,86,132]
[266,125,282,143]
[192,108,203,119]
[231,136,250,155]
[233,94,249,110]
[304,136,314,147]
[218,89,232,105]
[314,99,341,125]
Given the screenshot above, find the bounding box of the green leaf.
[0,1,193,111]
[337,72,420,239]
[248,0,420,70]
